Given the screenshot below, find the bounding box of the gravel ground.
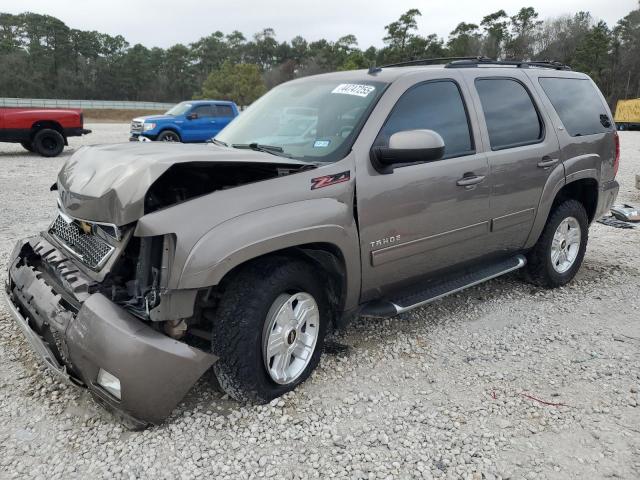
[0,125,639,480]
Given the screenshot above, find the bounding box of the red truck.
[0,108,91,157]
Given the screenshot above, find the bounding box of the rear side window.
[377,80,474,158]
[539,77,610,136]
[215,105,235,117]
[475,78,543,150]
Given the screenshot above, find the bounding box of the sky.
[3,0,638,49]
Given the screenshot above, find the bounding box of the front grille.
[131,120,143,133]
[49,215,114,270]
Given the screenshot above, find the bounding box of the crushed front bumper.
[4,236,216,427]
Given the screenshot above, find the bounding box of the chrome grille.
[49,215,114,270]
[130,120,143,133]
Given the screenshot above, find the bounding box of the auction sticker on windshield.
[331,84,376,97]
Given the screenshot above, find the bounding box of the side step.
[360,255,527,318]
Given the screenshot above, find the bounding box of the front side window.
[376,80,474,158]
[215,80,386,163]
[165,102,192,116]
[539,77,611,137]
[192,105,216,117]
[475,78,543,150]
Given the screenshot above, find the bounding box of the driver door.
[182,104,217,142]
[356,78,491,300]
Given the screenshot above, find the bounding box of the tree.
[447,22,482,57]
[0,5,639,108]
[506,7,542,59]
[198,61,266,105]
[572,21,612,87]
[481,10,509,58]
[383,9,422,61]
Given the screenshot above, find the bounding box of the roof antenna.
[368,63,382,75]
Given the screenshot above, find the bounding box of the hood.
[57,142,309,225]
[133,115,175,122]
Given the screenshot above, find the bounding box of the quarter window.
[539,77,610,136]
[475,78,543,150]
[376,80,474,159]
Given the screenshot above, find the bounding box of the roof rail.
[381,56,490,68]
[446,58,571,71]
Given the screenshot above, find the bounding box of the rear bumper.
[64,127,92,137]
[594,179,619,220]
[5,236,216,426]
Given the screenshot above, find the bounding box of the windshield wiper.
[211,138,228,147]
[232,142,292,158]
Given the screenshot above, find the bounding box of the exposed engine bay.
[144,161,311,213]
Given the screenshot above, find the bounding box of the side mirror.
[187,112,199,120]
[371,129,445,174]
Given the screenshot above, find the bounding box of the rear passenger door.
[463,71,562,253]
[214,104,236,134]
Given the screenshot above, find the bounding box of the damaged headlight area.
[102,233,174,320]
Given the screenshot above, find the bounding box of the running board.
[360,255,527,318]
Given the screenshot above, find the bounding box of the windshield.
[165,102,192,116]
[215,80,386,162]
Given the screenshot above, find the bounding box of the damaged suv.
[5,58,619,427]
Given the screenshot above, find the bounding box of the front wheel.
[157,130,181,142]
[210,257,329,403]
[523,199,588,288]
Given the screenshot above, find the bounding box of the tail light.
[613,130,620,177]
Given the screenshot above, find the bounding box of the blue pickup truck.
[129,100,239,142]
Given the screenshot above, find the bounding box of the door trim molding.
[370,221,490,267]
[491,208,535,232]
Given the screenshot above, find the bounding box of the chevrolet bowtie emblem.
[78,221,92,235]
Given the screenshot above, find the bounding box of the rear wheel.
[157,130,181,142]
[523,199,588,288]
[20,141,34,152]
[33,129,65,157]
[210,257,329,403]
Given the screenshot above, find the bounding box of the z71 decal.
[311,171,351,190]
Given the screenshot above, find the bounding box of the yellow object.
[614,99,640,124]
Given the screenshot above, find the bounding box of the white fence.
[0,98,174,110]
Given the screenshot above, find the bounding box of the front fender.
[177,198,361,310]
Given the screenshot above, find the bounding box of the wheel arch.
[157,127,182,141]
[31,120,67,144]
[552,178,598,223]
[525,173,599,249]
[215,243,349,328]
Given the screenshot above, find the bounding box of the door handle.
[537,157,559,169]
[456,174,485,187]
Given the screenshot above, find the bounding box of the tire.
[20,141,34,152]
[523,199,588,288]
[157,130,181,142]
[210,256,329,403]
[32,129,65,157]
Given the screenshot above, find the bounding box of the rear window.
[539,78,610,137]
[475,78,543,150]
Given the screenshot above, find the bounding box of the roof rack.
[380,56,490,68]
[446,58,571,70]
[377,56,571,71]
